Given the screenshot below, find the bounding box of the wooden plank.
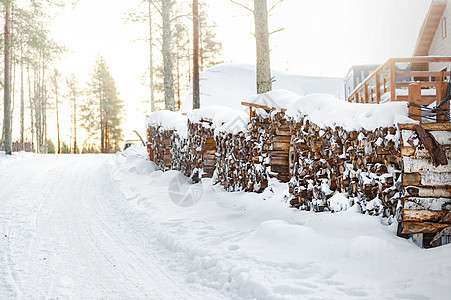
[399,123,451,131]
[404,197,451,211]
[396,71,451,78]
[403,210,449,223]
[401,222,451,234]
[396,82,438,88]
[405,185,451,198]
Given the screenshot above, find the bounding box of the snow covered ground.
[1,149,451,299]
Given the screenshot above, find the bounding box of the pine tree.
[84,56,124,153]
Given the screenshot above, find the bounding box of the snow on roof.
[146,110,188,138]
[180,63,345,113]
[285,93,417,131]
[245,89,300,111]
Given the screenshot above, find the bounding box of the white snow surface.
[1,150,450,299]
[285,93,417,131]
[146,110,188,138]
[245,89,300,111]
[180,63,345,112]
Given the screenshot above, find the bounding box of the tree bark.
[148,0,156,112]
[162,0,175,111]
[193,0,200,109]
[3,2,12,154]
[253,0,272,94]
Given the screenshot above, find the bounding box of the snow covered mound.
[146,110,188,138]
[186,105,249,135]
[285,93,416,131]
[245,89,300,111]
[180,63,345,112]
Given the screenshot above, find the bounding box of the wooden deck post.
[375,72,381,103]
[436,81,449,122]
[389,59,396,101]
[408,83,422,122]
[364,83,369,103]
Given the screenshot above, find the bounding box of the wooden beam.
[396,71,450,78]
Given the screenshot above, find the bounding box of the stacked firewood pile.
[214,120,269,192]
[185,119,216,182]
[398,123,451,248]
[147,126,172,171]
[249,109,291,183]
[168,132,188,175]
[288,117,403,217]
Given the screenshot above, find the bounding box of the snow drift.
[179,63,345,112]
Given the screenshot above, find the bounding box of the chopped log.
[404,197,451,211]
[405,186,451,198]
[403,210,450,223]
[401,222,450,234]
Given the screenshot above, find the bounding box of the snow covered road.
[0,154,219,299]
[1,151,451,299]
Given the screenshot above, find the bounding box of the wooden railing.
[347,57,451,122]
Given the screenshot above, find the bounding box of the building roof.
[413,0,447,56]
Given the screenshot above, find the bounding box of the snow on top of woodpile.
[187,105,234,124]
[146,110,188,138]
[213,110,249,136]
[188,105,249,134]
[245,89,300,111]
[284,93,417,131]
[179,63,345,112]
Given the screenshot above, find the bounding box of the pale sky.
[47,0,431,144]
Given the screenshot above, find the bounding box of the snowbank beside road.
[112,149,451,300]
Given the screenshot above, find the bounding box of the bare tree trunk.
[73,94,77,154]
[176,45,181,110]
[100,82,105,153]
[192,0,200,109]
[148,0,156,112]
[254,0,272,94]
[27,64,35,153]
[162,0,175,111]
[20,46,24,151]
[3,2,12,154]
[53,69,61,154]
